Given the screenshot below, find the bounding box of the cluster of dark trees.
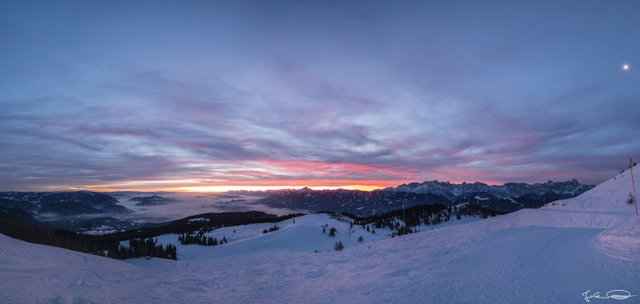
[262,225,279,234]
[1,207,304,261]
[107,238,177,260]
[345,203,500,237]
[1,214,177,259]
[0,214,111,256]
[320,224,340,236]
[178,232,228,246]
[334,241,344,251]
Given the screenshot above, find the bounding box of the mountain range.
[0,191,129,216]
[258,179,593,215]
[0,179,593,230]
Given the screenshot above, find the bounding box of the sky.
[1,0,639,192]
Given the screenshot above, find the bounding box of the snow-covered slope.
[546,167,640,263]
[545,168,638,214]
[150,213,394,261]
[1,167,639,303]
[0,232,164,303]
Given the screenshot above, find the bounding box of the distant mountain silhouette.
[258,180,593,215]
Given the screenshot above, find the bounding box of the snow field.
[1,166,639,303]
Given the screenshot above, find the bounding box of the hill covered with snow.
[1,167,639,303]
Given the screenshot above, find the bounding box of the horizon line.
[0,178,593,194]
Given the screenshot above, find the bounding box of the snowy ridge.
[391,179,591,200]
[1,166,639,303]
[545,167,638,214]
[542,166,640,262]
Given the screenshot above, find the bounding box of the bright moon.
[622,63,630,71]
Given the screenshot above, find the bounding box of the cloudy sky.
[1,0,639,192]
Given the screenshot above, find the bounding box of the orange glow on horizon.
[46,184,388,193]
[45,179,399,193]
[37,160,509,193]
[43,179,512,193]
[173,184,386,193]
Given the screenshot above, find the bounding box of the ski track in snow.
[1,166,640,303]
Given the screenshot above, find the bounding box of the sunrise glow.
[174,184,386,193]
[1,1,638,192]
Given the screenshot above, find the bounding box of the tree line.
[178,232,228,246]
[0,207,303,261]
[344,203,500,237]
[107,238,177,260]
